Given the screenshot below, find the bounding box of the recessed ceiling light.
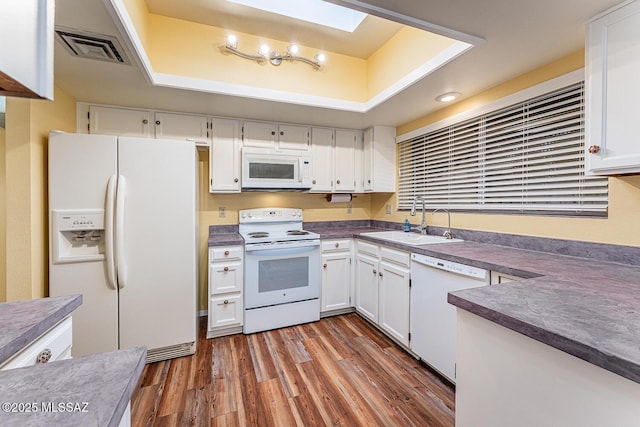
[227,0,367,33]
[435,92,461,103]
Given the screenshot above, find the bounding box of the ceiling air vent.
[54,27,131,65]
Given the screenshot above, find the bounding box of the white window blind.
[398,82,608,215]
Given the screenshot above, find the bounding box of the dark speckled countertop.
[208,226,640,384]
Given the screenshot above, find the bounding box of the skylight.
[227,0,367,33]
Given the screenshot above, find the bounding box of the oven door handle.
[245,245,319,256]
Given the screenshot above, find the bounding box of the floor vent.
[54,27,131,65]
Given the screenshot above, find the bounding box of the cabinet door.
[354,131,365,193]
[88,105,151,137]
[209,295,243,329]
[363,126,396,192]
[209,260,243,294]
[154,112,209,147]
[321,252,351,312]
[335,129,356,192]
[279,124,310,151]
[242,120,277,148]
[378,261,410,346]
[355,253,379,322]
[310,127,334,192]
[586,1,640,175]
[210,118,241,193]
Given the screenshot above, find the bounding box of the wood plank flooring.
[131,314,455,426]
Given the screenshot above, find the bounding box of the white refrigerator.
[48,132,198,362]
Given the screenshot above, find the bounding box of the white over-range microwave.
[241,147,312,190]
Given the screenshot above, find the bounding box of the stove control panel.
[239,208,303,223]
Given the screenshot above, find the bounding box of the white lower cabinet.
[207,246,244,338]
[320,239,353,314]
[0,316,73,370]
[355,241,410,346]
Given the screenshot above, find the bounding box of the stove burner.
[248,232,269,238]
[287,230,310,236]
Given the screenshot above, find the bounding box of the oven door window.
[258,257,308,292]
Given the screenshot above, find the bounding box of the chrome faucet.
[410,197,427,235]
[432,208,452,239]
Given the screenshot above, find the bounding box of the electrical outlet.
[386,204,392,214]
[347,204,352,214]
[218,206,226,218]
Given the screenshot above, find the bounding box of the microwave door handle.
[298,157,303,183]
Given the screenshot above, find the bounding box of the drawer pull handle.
[336,179,341,184]
[323,263,327,268]
[223,299,229,305]
[335,243,339,248]
[223,267,229,272]
[224,250,230,256]
[588,145,600,154]
[37,349,52,364]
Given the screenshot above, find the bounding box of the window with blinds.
[398,82,608,215]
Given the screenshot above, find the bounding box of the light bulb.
[315,53,326,64]
[259,44,270,57]
[225,34,238,49]
[435,92,461,103]
[288,44,299,55]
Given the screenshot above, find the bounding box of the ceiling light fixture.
[435,92,461,103]
[223,35,325,70]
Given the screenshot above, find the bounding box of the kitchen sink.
[360,230,463,246]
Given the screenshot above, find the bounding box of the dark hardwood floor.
[131,313,455,426]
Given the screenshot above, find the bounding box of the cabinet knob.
[271,130,276,136]
[223,267,229,272]
[372,269,377,275]
[336,179,341,184]
[224,250,230,256]
[36,349,52,364]
[335,243,339,248]
[368,179,371,184]
[379,271,383,277]
[323,263,327,268]
[223,299,229,305]
[142,119,148,124]
[588,145,600,154]
[280,131,284,136]
[234,178,239,183]
[155,120,161,125]
[312,179,316,184]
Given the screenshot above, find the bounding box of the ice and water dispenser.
[51,210,106,264]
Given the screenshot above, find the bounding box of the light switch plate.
[218,206,226,218]
[386,204,392,214]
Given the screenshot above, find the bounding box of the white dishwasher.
[410,253,489,383]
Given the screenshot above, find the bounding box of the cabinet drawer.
[210,246,243,261]
[356,240,379,257]
[380,246,410,267]
[322,239,351,252]
[1,316,73,370]
[209,261,243,294]
[209,295,243,329]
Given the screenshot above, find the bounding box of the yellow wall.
[4,86,76,302]
[0,126,5,302]
[378,50,640,248]
[366,26,457,98]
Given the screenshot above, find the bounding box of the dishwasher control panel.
[411,253,488,280]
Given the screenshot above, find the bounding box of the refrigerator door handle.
[105,174,117,290]
[116,175,128,289]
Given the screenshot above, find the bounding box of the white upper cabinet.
[363,126,396,192]
[335,129,358,192]
[210,118,242,193]
[0,0,54,99]
[586,0,640,175]
[154,112,210,147]
[88,105,152,137]
[242,121,310,151]
[310,127,335,192]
